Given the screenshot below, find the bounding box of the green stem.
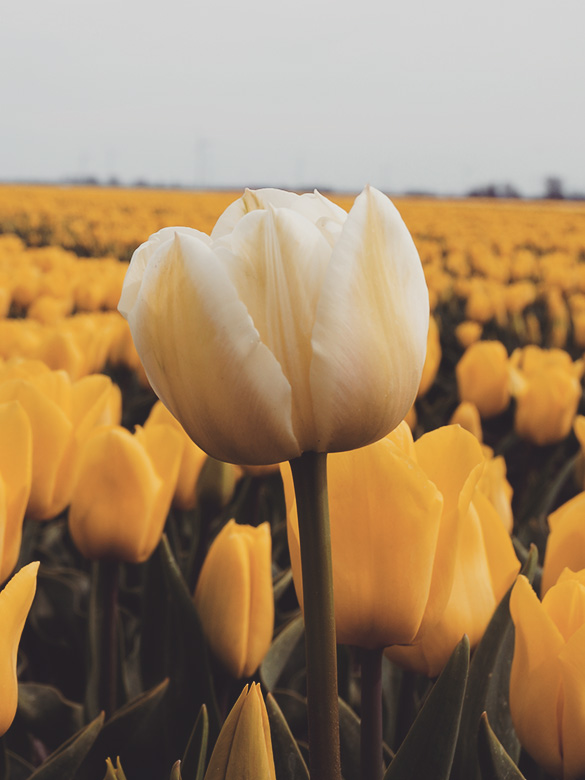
[290,451,341,780]
[360,647,384,780]
[87,559,119,720]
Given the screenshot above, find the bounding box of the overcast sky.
[2,0,584,195]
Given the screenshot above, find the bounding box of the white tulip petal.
[126,232,300,465]
[118,226,210,319]
[214,207,332,449]
[211,188,346,239]
[310,185,429,452]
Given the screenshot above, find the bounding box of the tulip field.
[0,183,585,780]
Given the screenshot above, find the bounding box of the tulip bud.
[203,684,276,780]
[119,186,429,465]
[68,424,182,563]
[455,341,510,418]
[194,520,274,678]
[0,562,39,735]
[510,571,585,780]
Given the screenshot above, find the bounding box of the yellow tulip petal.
[195,526,250,678]
[559,623,585,780]
[510,577,564,778]
[225,684,276,780]
[71,374,122,434]
[542,493,585,595]
[0,379,73,520]
[289,439,443,648]
[472,489,520,600]
[124,232,300,465]
[134,425,182,558]
[242,524,274,678]
[0,561,39,735]
[542,579,585,643]
[414,425,485,523]
[310,185,429,453]
[455,341,510,418]
[69,427,159,561]
[510,576,564,674]
[385,420,416,458]
[0,402,32,581]
[203,685,248,779]
[417,316,441,398]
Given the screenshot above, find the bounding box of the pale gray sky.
[1,0,584,195]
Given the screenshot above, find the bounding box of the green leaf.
[181,705,208,780]
[27,712,104,780]
[383,635,470,780]
[478,713,527,780]
[77,680,168,780]
[272,569,294,602]
[17,682,83,752]
[157,537,221,747]
[260,615,305,692]
[142,537,220,768]
[450,546,538,780]
[266,693,309,780]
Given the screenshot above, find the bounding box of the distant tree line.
[467,177,585,201]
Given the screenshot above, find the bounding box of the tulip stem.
[86,559,119,720]
[290,451,341,780]
[360,647,384,780]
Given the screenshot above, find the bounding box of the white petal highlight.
[127,232,300,465]
[310,186,429,452]
[214,207,331,449]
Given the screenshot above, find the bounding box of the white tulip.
[119,186,429,465]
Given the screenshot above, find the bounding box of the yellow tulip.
[0,368,122,520]
[510,571,585,779]
[144,400,209,511]
[0,562,39,735]
[0,402,32,582]
[511,367,581,446]
[194,520,274,679]
[284,423,494,649]
[203,684,276,780]
[417,316,441,398]
[455,321,483,348]
[119,186,429,465]
[68,424,182,562]
[541,493,585,595]
[386,482,519,676]
[455,341,510,418]
[477,448,514,534]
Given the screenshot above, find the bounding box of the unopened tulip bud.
[194,520,274,678]
[203,684,276,780]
